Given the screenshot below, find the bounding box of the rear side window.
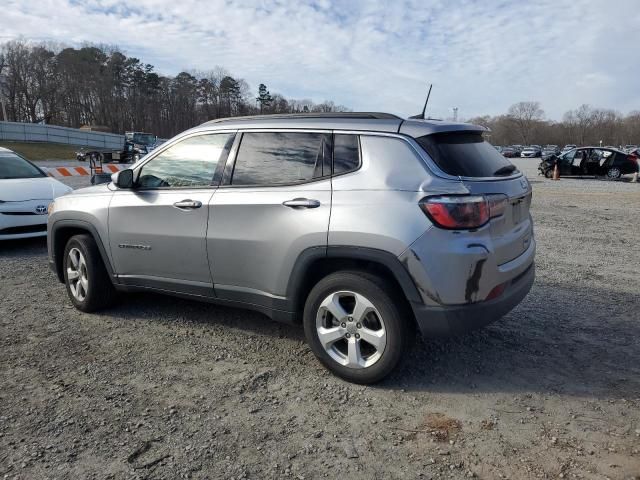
[231,132,330,186]
[333,134,360,174]
[416,132,518,177]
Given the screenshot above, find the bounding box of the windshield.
[0,153,46,179]
[416,132,519,177]
[132,133,156,145]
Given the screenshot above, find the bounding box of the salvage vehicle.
[538,147,639,179]
[76,131,160,164]
[0,147,72,239]
[48,113,535,384]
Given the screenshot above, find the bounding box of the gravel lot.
[1,158,639,479]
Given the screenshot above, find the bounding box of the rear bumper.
[411,263,534,337]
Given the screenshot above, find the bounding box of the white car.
[520,147,540,158]
[0,147,72,240]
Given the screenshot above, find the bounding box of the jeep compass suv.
[48,113,535,384]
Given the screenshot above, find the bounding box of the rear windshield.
[416,132,518,177]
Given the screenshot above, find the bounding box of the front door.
[208,131,332,308]
[108,132,235,296]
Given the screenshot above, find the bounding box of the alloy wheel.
[315,291,387,369]
[607,167,621,179]
[67,247,89,302]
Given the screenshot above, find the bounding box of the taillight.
[419,195,489,230]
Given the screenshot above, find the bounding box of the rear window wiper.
[493,165,517,176]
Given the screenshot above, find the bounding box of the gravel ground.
[1,158,639,479]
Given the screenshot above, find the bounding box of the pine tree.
[256,83,273,114]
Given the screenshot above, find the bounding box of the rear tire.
[63,234,117,312]
[303,271,411,384]
[606,167,621,180]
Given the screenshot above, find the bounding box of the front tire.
[303,271,410,384]
[63,234,117,312]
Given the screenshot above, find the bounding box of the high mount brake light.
[419,196,489,230]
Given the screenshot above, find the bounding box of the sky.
[1,0,639,120]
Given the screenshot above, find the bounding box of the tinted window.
[137,133,233,188]
[416,133,518,177]
[231,132,330,186]
[0,153,45,179]
[333,134,360,174]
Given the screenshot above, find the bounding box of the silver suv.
[48,113,535,383]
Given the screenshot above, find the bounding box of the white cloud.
[1,0,639,119]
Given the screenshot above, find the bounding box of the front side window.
[333,134,360,174]
[231,132,330,186]
[137,133,234,188]
[0,153,46,179]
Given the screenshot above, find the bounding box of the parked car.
[623,145,638,153]
[544,145,560,155]
[521,146,541,158]
[538,147,639,179]
[48,112,536,384]
[511,145,524,155]
[541,147,558,160]
[561,144,577,154]
[501,146,518,158]
[0,147,72,240]
[77,131,160,164]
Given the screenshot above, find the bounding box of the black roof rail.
[202,112,402,125]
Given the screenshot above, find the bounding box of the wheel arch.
[50,220,115,284]
[286,246,422,323]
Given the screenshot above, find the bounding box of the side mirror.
[113,169,134,189]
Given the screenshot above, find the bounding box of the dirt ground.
[1,161,639,479]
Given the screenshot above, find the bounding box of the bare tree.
[507,101,545,145]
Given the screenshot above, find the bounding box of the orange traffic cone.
[552,163,560,180]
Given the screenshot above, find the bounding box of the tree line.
[0,41,349,138]
[468,101,640,148]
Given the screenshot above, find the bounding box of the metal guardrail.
[0,121,125,149]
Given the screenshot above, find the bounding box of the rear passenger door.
[208,131,332,308]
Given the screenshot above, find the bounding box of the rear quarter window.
[333,134,360,175]
[416,132,518,177]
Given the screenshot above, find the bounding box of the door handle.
[282,198,321,209]
[173,199,202,209]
